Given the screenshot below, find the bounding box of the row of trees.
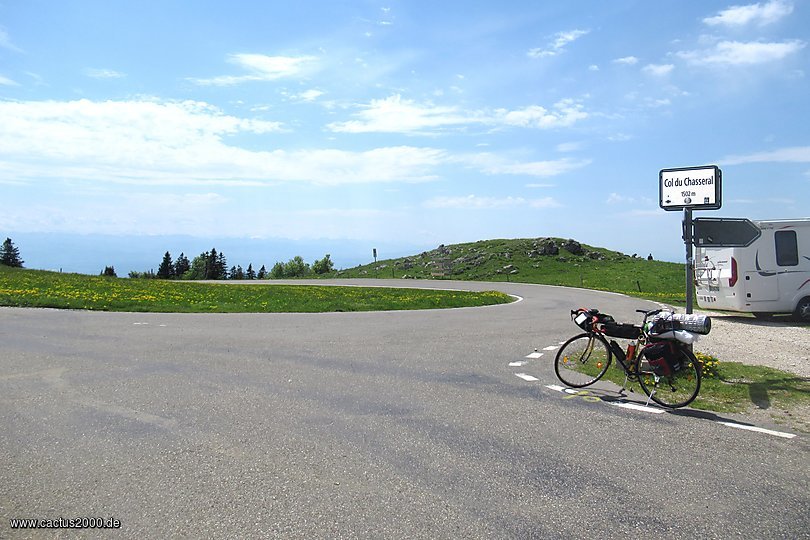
[133,249,335,280]
[0,238,337,279]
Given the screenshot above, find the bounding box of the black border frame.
[659,165,722,211]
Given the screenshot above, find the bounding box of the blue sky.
[1,0,808,272]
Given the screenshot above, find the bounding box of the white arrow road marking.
[542,345,559,351]
[515,373,539,382]
[525,352,543,359]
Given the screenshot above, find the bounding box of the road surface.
[1,280,807,538]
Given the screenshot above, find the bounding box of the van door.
[775,229,802,302]
[744,271,779,301]
[744,241,780,302]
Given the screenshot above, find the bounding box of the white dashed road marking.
[610,401,665,414]
[718,422,796,439]
[512,348,798,440]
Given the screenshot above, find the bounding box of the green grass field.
[0,266,512,313]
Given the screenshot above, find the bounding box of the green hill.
[334,237,685,304]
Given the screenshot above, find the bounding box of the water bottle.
[626,341,637,361]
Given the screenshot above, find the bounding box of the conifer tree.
[157,251,174,279]
[174,252,190,277]
[246,263,256,280]
[204,249,227,280]
[216,251,228,279]
[0,238,24,268]
[257,265,267,279]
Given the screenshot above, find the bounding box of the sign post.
[683,208,694,313]
[659,165,722,314]
[373,248,378,278]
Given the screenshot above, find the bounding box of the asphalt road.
[1,280,808,539]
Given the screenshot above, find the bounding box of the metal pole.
[684,208,694,314]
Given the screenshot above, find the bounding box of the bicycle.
[553,308,709,408]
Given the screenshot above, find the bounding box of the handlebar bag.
[602,322,642,340]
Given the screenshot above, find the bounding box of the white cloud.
[677,40,805,66]
[462,154,590,177]
[721,145,810,164]
[613,56,639,65]
[84,68,126,79]
[607,193,633,204]
[423,195,561,209]
[327,95,588,134]
[295,89,324,102]
[327,95,467,134]
[190,54,317,86]
[0,75,19,86]
[526,183,555,188]
[645,98,672,108]
[497,100,588,128]
[0,28,22,52]
[528,29,589,58]
[556,142,582,153]
[0,98,451,186]
[642,64,674,76]
[703,0,793,27]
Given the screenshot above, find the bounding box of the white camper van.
[694,218,810,321]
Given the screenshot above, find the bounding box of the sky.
[1,0,809,273]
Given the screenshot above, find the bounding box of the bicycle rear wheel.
[637,347,701,408]
[554,333,611,388]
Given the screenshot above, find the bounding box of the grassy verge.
[595,354,809,430]
[0,266,512,313]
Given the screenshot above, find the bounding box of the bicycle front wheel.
[637,346,702,408]
[554,333,611,388]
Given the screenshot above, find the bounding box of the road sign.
[693,217,761,247]
[660,165,722,211]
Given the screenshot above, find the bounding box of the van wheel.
[794,297,810,322]
[753,312,774,320]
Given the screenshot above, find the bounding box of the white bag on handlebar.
[651,329,699,345]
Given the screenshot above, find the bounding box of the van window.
[775,230,798,266]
